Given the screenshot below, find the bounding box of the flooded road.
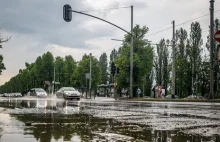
[0,97,220,142]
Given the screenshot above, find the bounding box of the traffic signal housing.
[63,4,72,22]
[111,62,116,75]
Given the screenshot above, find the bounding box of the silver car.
[28,88,47,98]
[56,87,81,100]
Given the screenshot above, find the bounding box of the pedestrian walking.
[152,86,156,98]
[137,88,141,98]
[161,86,165,98]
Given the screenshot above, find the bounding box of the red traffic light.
[63,4,72,22]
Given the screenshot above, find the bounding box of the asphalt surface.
[0,96,220,142]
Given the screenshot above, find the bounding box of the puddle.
[0,98,219,141]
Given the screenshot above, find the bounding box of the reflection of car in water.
[20,100,48,108]
[56,100,80,108]
[56,100,80,114]
[36,100,47,108]
[56,87,81,100]
[28,88,47,98]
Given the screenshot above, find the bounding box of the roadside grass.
[119,97,220,102]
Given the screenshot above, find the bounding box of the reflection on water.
[0,99,219,142]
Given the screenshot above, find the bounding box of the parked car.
[28,88,47,98]
[165,94,179,99]
[14,93,23,97]
[56,87,81,100]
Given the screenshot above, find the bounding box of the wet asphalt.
[0,96,220,142]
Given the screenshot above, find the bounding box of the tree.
[154,39,170,95]
[0,55,6,75]
[0,31,11,74]
[206,19,220,97]
[54,56,65,85]
[63,55,76,86]
[189,22,203,95]
[41,52,54,83]
[115,25,154,97]
[72,54,101,90]
[99,53,108,84]
[175,28,191,97]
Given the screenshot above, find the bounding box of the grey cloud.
[0,0,120,49]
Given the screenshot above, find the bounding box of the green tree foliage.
[72,54,101,89]
[116,25,154,96]
[189,22,203,95]
[206,19,220,97]
[175,28,191,97]
[54,56,65,84]
[99,53,108,84]
[41,52,54,82]
[0,31,10,74]
[0,55,6,75]
[63,55,76,86]
[154,39,170,94]
[0,21,218,99]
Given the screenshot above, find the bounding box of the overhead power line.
[146,9,220,37]
[79,6,131,13]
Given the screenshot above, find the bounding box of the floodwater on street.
[0,97,220,142]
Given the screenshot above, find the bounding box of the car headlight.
[65,92,70,95]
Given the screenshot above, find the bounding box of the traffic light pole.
[69,10,131,35]
[89,53,92,98]
[130,6,133,99]
[172,20,176,98]
[64,5,134,99]
[210,0,214,99]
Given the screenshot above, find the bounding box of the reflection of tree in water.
[12,113,117,141]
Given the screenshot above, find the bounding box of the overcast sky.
[0,0,220,85]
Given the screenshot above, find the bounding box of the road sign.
[214,30,220,42]
[85,73,90,79]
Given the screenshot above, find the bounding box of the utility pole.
[172,20,176,98]
[130,5,134,99]
[210,0,215,99]
[53,67,55,96]
[142,77,145,97]
[89,53,92,99]
[114,68,117,100]
[215,20,219,97]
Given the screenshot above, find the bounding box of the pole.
[172,20,176,98]
[86,78,87,98]
[89,53,92,99]
[114,68,117,99]
[53,67,55,96]
[143,78,145,97]
[215,20,219,97]
[210,0,215,99]
[130,5,133,99]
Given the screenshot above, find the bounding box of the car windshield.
[60,87,76,91]
[35,88,45,92]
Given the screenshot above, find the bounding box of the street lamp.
[63,4,134,98]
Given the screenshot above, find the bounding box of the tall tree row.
[1,20,220,98]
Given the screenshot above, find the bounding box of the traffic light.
[111,62,116,75]
[63,4,72,22]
